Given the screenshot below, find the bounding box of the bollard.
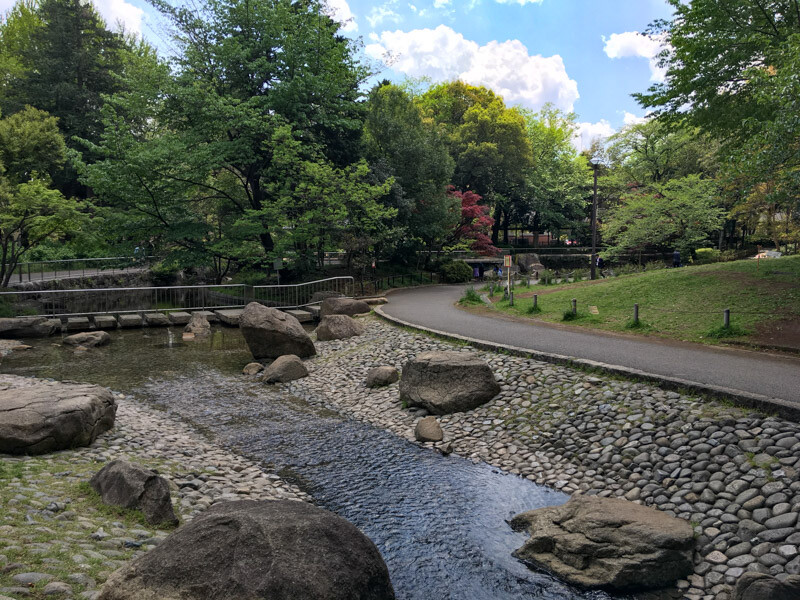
[489,282,495,296]
[510,291,514,306]
[533,294,538,310]
[723,308,730,328]
[571,298,577,315]
[633,303,639,325]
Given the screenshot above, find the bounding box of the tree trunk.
[491,204,501,245]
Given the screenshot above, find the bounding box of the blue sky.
[0,0,674,148]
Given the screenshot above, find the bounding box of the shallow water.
[2,328,626,600]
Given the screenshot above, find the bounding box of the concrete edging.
[373,305,800,422]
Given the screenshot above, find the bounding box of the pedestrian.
[478,264,485,281]
[473,265,480,280]
[672,249,681,268]
[498,266,503,277]
[596,256,605,277]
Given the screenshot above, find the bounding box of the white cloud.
[573,120,615,152]
[93,0,144,34]
[433,0,451,7]
[324,0,358,32]
[603,31,667,82]
[623,111,647,126]
[494,0,544,4]
[365,25,579,112]
[367,5,403,28]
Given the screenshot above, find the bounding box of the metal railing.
[0,277,355,318]
[9,256,153,284]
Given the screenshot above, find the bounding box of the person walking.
[672,249,681,268]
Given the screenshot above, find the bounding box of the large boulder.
[732,572,800,600]
[184,313,211,336]
[0,316,58,339]
[365,366,399,388]
[399,352,500,415]
[63,331,111,348]
[90,459,178,526]
[239,302,315,360]
[319,297,371,318]
[315,315,364,342]
[510,495,694,592]
[96,500,396,600]
[260,354,309,384]
[0,375,116,455]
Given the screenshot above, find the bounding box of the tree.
[445,188,498,255]
[601,175,726,260]
[0,107,84,286]
[363,83,457,262]
[518,105,590,241]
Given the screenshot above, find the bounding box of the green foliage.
[439,260,473,283]
[706,324,749,339]
[694,248,721,265]
[458,287,483,306]
[561,310,578,321]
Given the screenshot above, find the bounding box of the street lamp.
[589,155,602,280]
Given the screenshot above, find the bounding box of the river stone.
[0,340,31,356]
[184,313,211,336]
[732,572,800,600]
[260,355,308,384]
[365,366,399,388]
[0,316,57,339]
[319,297,371,318]
[315,315,364,341]
[414,416,443,442]
[399,351,500,415]
[510,495,694,591]
[240,302,315,359]
[90,459,178,526]
[242,362,264,375]
[0,375,116,455]
[63,331,111,348]
[96,500,395,600]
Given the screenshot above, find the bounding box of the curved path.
[381,285,800,408]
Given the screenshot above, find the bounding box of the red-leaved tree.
[447,187,499,255]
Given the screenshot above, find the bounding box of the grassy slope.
[482,255,800,347]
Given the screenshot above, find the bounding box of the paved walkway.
[381,285,800,406]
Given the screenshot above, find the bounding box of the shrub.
[562,309,579,321]
[694,248,721,264]
[440,260,474,283]
[458,287,483,306]
[538,269,555,285]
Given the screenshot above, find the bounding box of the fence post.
[533,294,538,310]
[510,291,514,307]
[723,308,730,329]
[571,298,577,315]
[633,303,639,325]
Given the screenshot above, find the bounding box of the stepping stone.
[93,315,117,329]
[284,309,313,323]
[304,305,321,319]
[65,317,91,332]
[214,309,243,326]
[143,313,170,327]
[167,312,192,325]
[117,314,143,328]
[193,310,219,323]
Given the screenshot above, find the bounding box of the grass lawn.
[476,255,800,349]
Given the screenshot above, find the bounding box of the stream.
[1,327,627,600]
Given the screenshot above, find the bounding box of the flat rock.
[414,416,443,442]
[192,310,218,323]
[399,351,500,414]
[319,297,371,318]
[90,459,178,526]
[315,314,364,341]
[96,500,395,600]
[283,309,313,323]
[732,572,800,600]
[365,366,399,388]
[510,495,695,591]
[242,362,264,375]
[65,317,91,332]
[143,313,170,327]
[240,303,315,360]
[93,315,117,330]
[260,355,308,384]
[184,313,211,336]
[0,340,32,356]
[167,312,191,325]
[0,375,116,455]
[0,316,58,338]
[117,314,142,328]
[63,331,111,348]
[214,309,243,326]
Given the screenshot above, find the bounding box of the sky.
[0,0,675,150]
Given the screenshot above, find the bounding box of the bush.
[538,269,555,285]
[439,260,474,283]
[694,248,721,265]
[562,309,579,321]
[458,287,483,306]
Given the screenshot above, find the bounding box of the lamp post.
[589,155,601,280]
